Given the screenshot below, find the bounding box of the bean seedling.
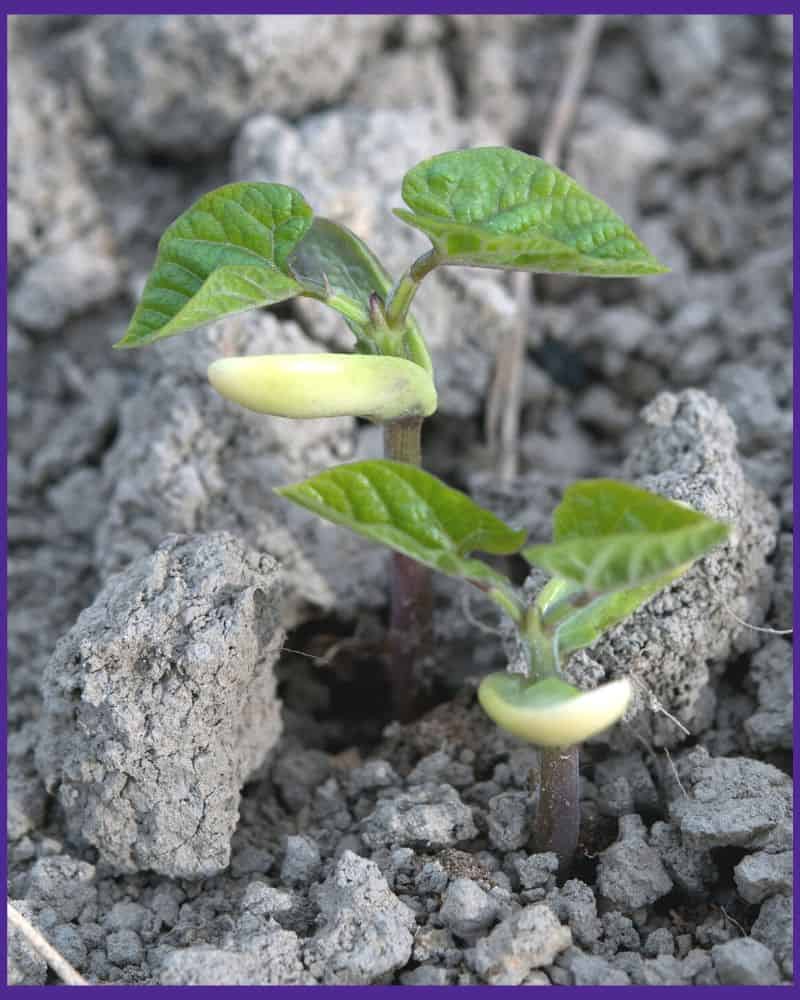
[276,462,729,870]
[117,146,668,719]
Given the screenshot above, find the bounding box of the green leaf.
[115,182,313,348]
[276,460,526,588]
[536,572,685,656]
[524,479,729,594]
[396,147,669,277]
[288,216,391,330]
[288,217,433,372]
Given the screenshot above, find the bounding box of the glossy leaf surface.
[524,479,729,594]
[288,216,391,328]
[396,147,668,277]
[277,460,526,588]
[287,217,431,369]
[116,183,312,348]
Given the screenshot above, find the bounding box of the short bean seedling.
[119,147,728,866]
[278,463,728,869]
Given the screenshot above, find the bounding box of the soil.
[7,13,793,986]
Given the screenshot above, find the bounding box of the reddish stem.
[383,417,432,721]
[531,744,580,877]
[387,551,434,721]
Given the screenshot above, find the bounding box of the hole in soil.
[570,811,618,885]
[278,617,456,752]
[653,892,711,928]
[720,650,752,691]
[709,844,749,888]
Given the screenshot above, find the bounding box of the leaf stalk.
[384,250,441,330]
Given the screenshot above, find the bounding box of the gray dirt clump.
[440,877,499,939]
[733,850,792,904]
[472,903,571,985]
[361,783,478,850]
[547,879,603,949]
[711,938,782,986]
[94,312,381,627]
[7,48,114,285]
[648,821,716,896]
[7,901,48,985]
[159,933,313,986]
[6,726,47,843]
[594,753,660,817]
[65,15,391,158]
[667,748,792,851]
[304,851,415,984]
[596,815,673,913]
[162,888,315,985]
[560,949,632,986]
[25,855,98,922]
[486,792,530,851]
[36,532,284,877]
[569,390,778,744]
[280,835,322,887]
[744,639,793,752]
[511,852,559,894]
[751,894,793,979]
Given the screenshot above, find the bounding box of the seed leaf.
[396,147,668,277]
[478,673,632,748]
[115,182,313,348]
[277,460,526,588]
[524,479,729,594]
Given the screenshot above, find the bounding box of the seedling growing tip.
[278,464,728,871]
[117,147,668,720]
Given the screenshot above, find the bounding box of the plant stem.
[524,608,581,874]
[385,250,440,330]
[384,417,424,467]
[531,744,580,877]
[384,417,434,721]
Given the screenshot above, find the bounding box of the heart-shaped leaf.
[524,479,729,594]
[277,460,526,588]
[396,147,668,277]
[115,183,313,348]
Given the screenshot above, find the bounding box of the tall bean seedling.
[118,146,670,726]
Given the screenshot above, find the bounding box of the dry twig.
[487,15,605,481]
[7,900,89,986]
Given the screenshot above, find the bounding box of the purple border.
[3,4,797,996]
[1,7,8,990]
[2,2,797,13]
[792,9,799,994]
